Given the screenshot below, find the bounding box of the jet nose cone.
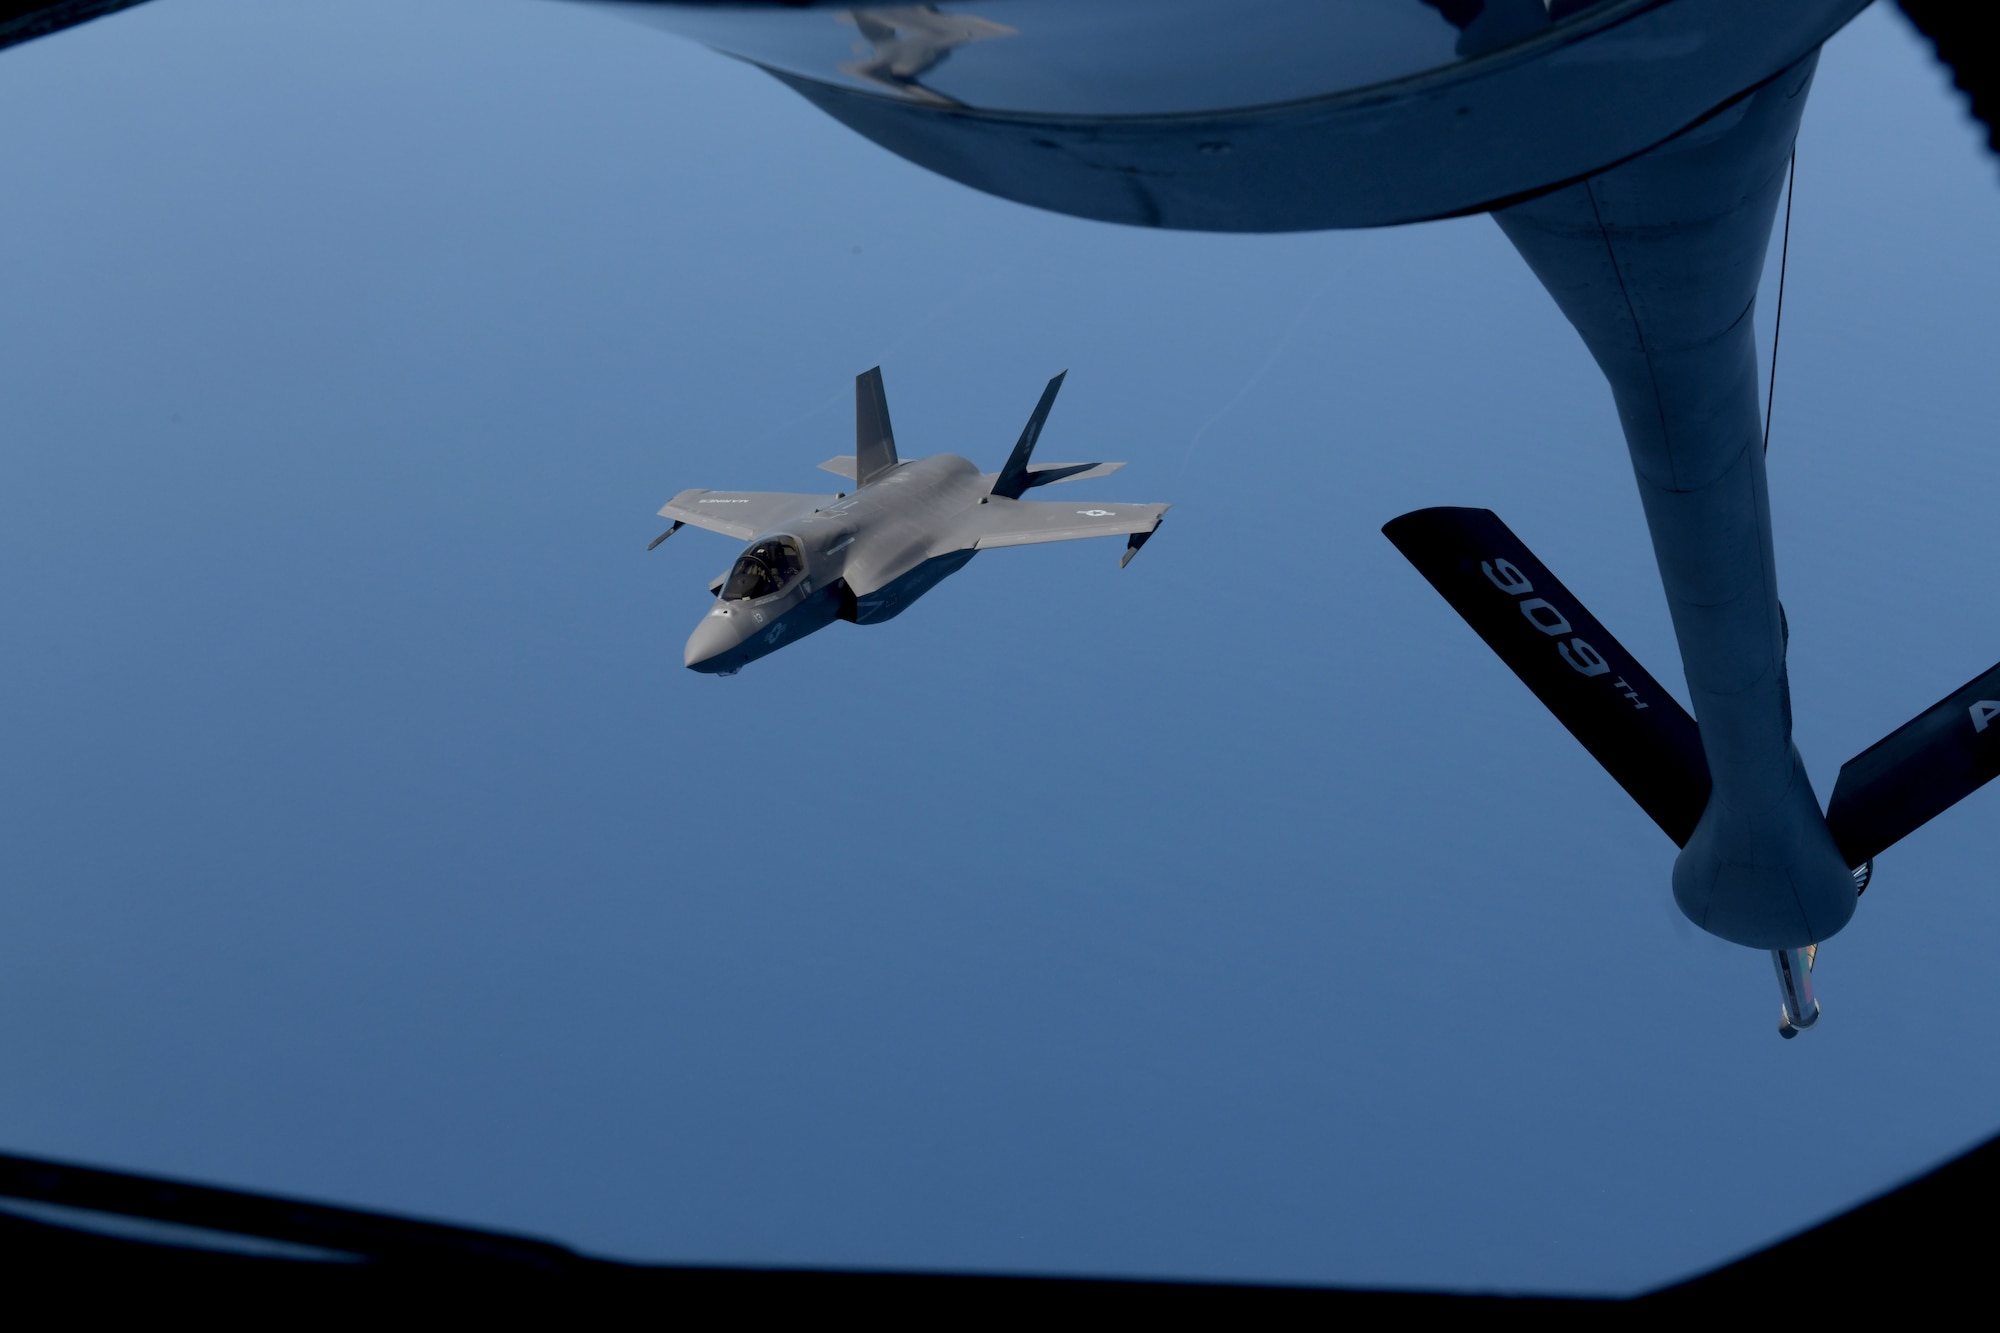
[684,613,743,673]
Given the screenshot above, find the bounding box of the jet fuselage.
[682,454,991,674]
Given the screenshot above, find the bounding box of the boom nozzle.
[1773,947,1820,1039]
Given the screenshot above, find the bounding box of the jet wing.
[656,489,838,541]
[950,497,1168,551]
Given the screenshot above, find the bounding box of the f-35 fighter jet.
[653,368,1168,675]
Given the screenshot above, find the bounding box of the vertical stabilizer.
[855,367,899,485]
[991,371,1067,499]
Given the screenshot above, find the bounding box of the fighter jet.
[651,368,1167,675]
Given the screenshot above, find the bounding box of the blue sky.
[0,0,1995,1294]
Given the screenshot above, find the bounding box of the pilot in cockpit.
[720,537,804,602]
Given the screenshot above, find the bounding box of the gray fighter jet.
[652,368,1168,675]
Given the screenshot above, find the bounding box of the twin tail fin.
[855,366,899,486]
[991,371,1067,500]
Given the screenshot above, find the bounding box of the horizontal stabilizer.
[818,456,858,480]
[1024,461,1124,487]
[1383,507,1712,846]
[1825,658,2000,867]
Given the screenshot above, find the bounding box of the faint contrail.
[874,261,1017,363]
[745,263,1016,449]
[1179,258,1355,473]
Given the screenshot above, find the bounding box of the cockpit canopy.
[720,536,805,602]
